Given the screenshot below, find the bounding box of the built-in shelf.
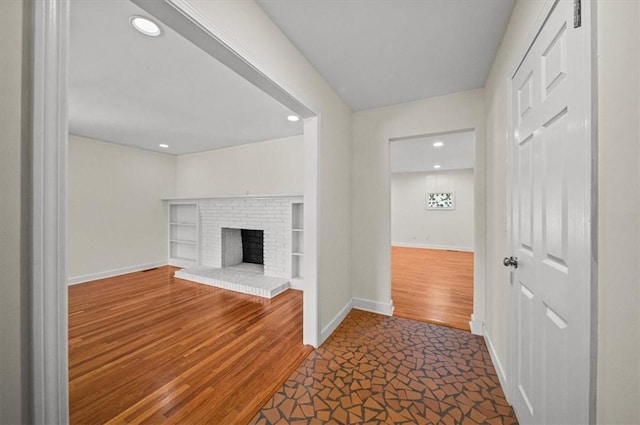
[171,255,197,262]
[168,202,199,267]
[170,239,198,245]
[291,202,304,280]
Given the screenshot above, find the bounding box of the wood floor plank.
[69,266,312,425]
[391,246,474,331]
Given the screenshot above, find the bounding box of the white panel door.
[508,1,592,424]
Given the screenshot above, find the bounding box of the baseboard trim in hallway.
[353,297,395,316]
[483,325,509,401]
[321,300,354,344]
[470,314,484,336]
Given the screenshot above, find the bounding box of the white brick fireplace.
[168,195,303,297]
[199,196,298,278]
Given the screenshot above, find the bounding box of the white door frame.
[505,0,597,418]
[31,1,322,423]
[31,1,70,423]
[388,127,485,335]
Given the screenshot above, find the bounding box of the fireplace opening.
[221,228,264,270]
[241,229,263,265]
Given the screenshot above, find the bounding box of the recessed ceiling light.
[433,141,444,147]
[159,144,169,149]
[434,164,441,169]
[287,115,300,122]
[130,16,162,37]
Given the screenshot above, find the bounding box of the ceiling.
[257,0,515,111]
[390,131,475,174]
[70,1,513,155]
[69,0,303,155]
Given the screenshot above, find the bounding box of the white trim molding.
[302,116,320,347]
[392,242,474,252]
[162,194,303,201]
[469,314,484,336]
[483,325,509,403]
[320,300,353,345]
[353,298,395,316]
[132,0,316,119]
[319,297,395,345]
[67,262,167,286]
[31,0,70,423]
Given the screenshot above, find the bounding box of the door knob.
[503,256,518,268]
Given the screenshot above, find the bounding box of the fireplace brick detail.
[199,198,296,278]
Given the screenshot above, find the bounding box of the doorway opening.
[31,0,321,422]
[390,130,476,331]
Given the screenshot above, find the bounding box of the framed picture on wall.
[426,192,455,210]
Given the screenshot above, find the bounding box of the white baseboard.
[469,314,484,336]
[483,326,509,401]
[320,299,353,344]
[68,261,167,285]
[319,297,396,345]
[392,242,474,252]
[353,297,395,316]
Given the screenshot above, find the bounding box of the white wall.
[183,1,353,338]
[176,135,303,197]
[0,1,29,423]
[68,135,176,281]
[352,89,486,323]
[69,134,304,282]
[595,2,640,423]
[391,169,474,251]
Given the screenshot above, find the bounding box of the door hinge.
[574,0,582,28]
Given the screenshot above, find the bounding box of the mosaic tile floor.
[251,310,518,425]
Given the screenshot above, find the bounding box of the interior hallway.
[392,247,474,331]
[252,309,515,424]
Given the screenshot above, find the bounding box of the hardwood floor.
[391,246,474,331]
[68,266,312,425]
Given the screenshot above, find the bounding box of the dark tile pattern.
[251,310,517,425]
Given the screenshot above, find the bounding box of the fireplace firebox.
[221,228,264,268]
[241,229,263,265]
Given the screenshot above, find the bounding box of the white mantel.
[163,194,303,202]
